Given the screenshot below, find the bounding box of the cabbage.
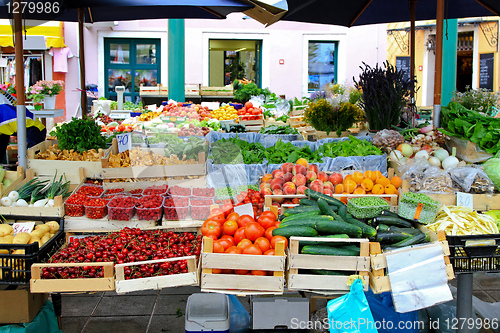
[483,153,500,191]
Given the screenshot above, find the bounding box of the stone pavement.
[58,274,500,333]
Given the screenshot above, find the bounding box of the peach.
[272,169,281,178]
[260,182,271,192]
[270,177,285,190]
[323,181,334,191]
[292,164,307,176]
[283,172,294,182]
[308,163,319,174]
[281,162,294,174]
[260,187,273,196]
[297,185,307,195]
[329,173,343,185]
[262,173,273,183]
[292,174,306,187]
[305,170,317,183]
[274,170,285,179]
[272,189,284,203]
[317,171,328,182]
[296,158,309,168]
[323,188,333,195]
[309,180,324,193]
[283,182,297,195]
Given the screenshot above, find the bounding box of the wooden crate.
[0,169,72,217]
[315,131,351,140]
[30,262,115,293]
[245,125,263,133]
[161,220,204,229]
[287,116,307,128]
[238,114,264,126]
[263,120,287,127]
[139,84,168,96]
[64,216,157,232]
[0,166,24,197]
[200,237,286,295]
[114,256,198,295]
[101,140,207,179]
[200,86,233,96]
[185,84,200,96]
[290,105,307,116]
[369,229,454,294]
[27,140,107,184]
[287,236,370,292]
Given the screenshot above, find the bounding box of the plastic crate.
[446,234,500,273]
[347,197,390,219]
[0,217,65,285]
[164,206,189,220]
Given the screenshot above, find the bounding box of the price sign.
[457,192,473,209]
[12,222,35,236]
[234,203,254,217]
[116,133,132,153]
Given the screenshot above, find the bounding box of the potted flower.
[27,85,45,110]
[30,80,64,110]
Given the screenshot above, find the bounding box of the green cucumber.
[281,210,321,223]
[317,198,344,221]
[301,245,359,256]
[381,210,414,222]
[279,215,335,229]
[309,269,350,276]
[387,233,427,248]
[272,226,318,238]
[372,215,412,228]
[387,226,424,235]
[314,220,363,238]
[299,198,319,206]
[337,205,348,220]
[376,224,390,232]
[283,205,322,216]
[344,217,377,238]
[374,231,414,244]
[304,188,344,207]
[299,234,350,246]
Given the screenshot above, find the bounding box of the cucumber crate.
[286,236,370,292]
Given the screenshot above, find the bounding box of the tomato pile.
[43,228,201,280]
[100,124,134,133]
[136,194,164,221]
[215,189,264,218]
[201,210,286,275]
[238,101,263,121]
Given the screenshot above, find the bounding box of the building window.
[104,38,160,104]
[308,41,337,92]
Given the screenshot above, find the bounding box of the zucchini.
[387,233,427,248]
[381,210,414,222]
[344,217,377,238]
[299,198,319,206]
[304,188,344,207]
[374,230,414,244]
[372,215,412,228]
[299,234,350,246]
[301,245,359,256]
[376,224,390,232]
[387,226,424,235]
[272,226,318,238]
[317,198,344,221]
[337,205,348,220]
[281,210,321,223]
[315,220,363,238]
[283,205,321,216]
[309,269,350,276]
[279,215,335,228]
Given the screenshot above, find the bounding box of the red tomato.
[226,212,240,222]
[251,270,267,275]
[245,101,253,109]
[237,215,255,228]
[225,246,242,254]
[271,235,288,249]
[222,220,239,236]
[264,249,275,255]
[201,220,221,238]
[257,216,276,230]
[220,235,235,246]
[237,239,253,251]
[243,244,262,255]
[208,214,225,225]
[233,227,246,244]
[218,238,233,250]
[265,227,277,241]
[244,222,265,242]
[234,269,249,275]
[254,237,271,253]
[260,211,276,221]
[213,240,225,253]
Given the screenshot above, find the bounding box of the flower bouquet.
[29,80,64,109]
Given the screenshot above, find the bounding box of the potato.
[45,221,60,233]
[30,230,45,239]
[12,232,30,245]
[0,235,14,244]
[40,233,50,246]
[34,224,50,234]
[0,224,13,237]
[28,236,41,245]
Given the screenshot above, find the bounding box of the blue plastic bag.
[228,295,250,333]
[327,279,377,333]
[365,290,419,333]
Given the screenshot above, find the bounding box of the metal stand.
[456,273,474,333]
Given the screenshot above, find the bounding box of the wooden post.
[78,8,87,118]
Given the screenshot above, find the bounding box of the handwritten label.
[457,192,473,209]
[234,203,254,218]
[12,222,35,236]
[116,133,131,153]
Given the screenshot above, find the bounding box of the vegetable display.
[265,140,322,164]
[210,137,265,164]
[317,136,382,158]
[427,205,499,235]
[1,174,70,207]
[259,125,298,135]
[0,220,60,247]
[49,118,111,153]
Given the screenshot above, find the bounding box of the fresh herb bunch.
[166,136,208,161]
[318,135,382,158]
[304,99,361,136]
[50,118,111,153]
[233,81,262,102]
[259,125,298,135]
[265,140,322,164]
[451,86,500,116]
[210,137,265,164]
[354,61,414,131]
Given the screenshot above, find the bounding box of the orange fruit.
[364,170,377,182]
[340,192,349,204]
[334,184,344,194]
[375,176,390,187]
[361,178,374,191]
[352,171,364,184]
[390,176,402,189]
[384,184,398,195]
[375,170,383,179]
[372,184,385,194]
[344,174,353,182]
[343,179,357,194]
[353,186,366,194]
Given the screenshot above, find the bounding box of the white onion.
[400,143,414,157]
[414,150,430,160]
[442,147,459,170]
[428,157,441,167]
[8,191,19,202]
[433,149,449,162]
[15,199,28,207]
[1,197,12,207]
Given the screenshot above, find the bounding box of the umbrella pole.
[410,0,416,126]
[78,8,87,119]
[433,0,444,127]
[14,1,27,170]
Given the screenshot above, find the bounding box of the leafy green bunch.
[50,118,111,153]
[451,86,500,116]
[265,140,322,164]
[210,137,265,164]
[317,135,382,158]
[303,99,361,136]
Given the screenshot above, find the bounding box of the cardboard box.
[0,287,48,324]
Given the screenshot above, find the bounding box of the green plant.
[303,99,360,136]
[354,61,414,131]
[451,86,500,116]
[49,117,111,153]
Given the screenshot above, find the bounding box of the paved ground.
[57,273,500,333]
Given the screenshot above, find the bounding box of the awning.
[0,20,64,48]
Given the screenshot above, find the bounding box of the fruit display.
[160,103,211,121]
[138,111,161,122]
[237,101,263,121]
[42,229,201,280]
[211,105,238,121]
[100,123,134,133]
